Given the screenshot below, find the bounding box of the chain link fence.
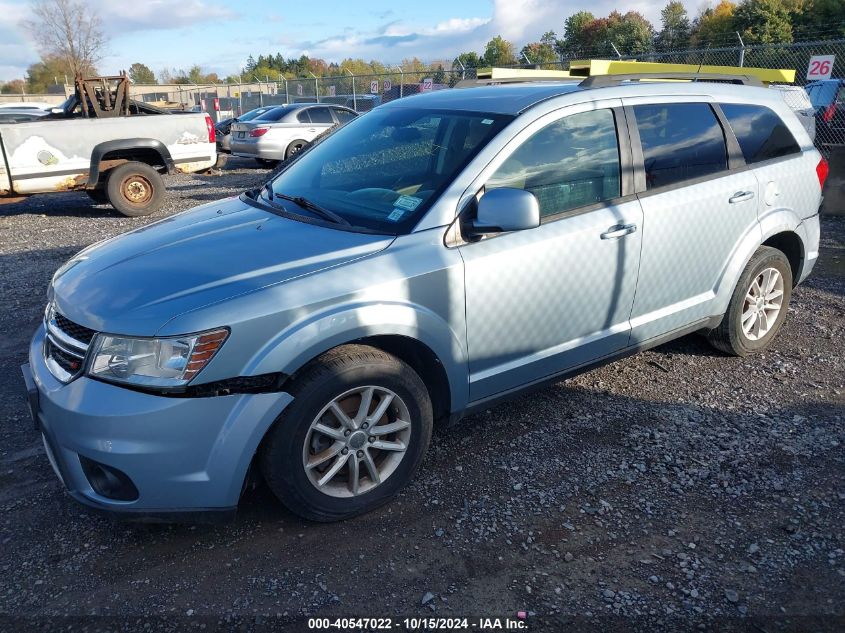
[136,39,845,153]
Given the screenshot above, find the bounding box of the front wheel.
[707,246,793,356]
[105,162,164,217]
[259,345,433,522]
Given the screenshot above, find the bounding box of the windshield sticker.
[481,119,494,125]
[393,195,423,212]
[387,208,406,222]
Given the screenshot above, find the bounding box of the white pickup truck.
[0,83,216,217]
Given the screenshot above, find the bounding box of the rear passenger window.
[634,103,727,189]
[296,110,311,123]
[487,109,621,218]
[719,103,800,164]
[309,107,334,124]
[333,108,356,123]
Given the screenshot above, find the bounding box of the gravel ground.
[0,160,843,632]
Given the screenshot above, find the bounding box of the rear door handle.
[308,128,317,133]
[600,223,637,240]
[729,190,755,204]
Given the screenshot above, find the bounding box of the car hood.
[50,196,394,335]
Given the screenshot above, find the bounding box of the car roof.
[381,80,787,115]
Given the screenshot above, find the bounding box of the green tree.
[692,0,737,46]
[452,51,482,71]
[657,1,692,50]
[606,11,655,55]
[559,11,596,56]
[431,64,446,84]
[25,56,73,92]
[1,79,26,94]
[520,31,559,66]
[482,35,517,66]
[128,62,156,84]
[795,0,845,38]
[734,0,793,43]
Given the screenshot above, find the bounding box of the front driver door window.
[459,106,644,402]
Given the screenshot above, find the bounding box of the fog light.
[79,456,139,501]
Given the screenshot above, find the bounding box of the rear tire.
[285,139,308,160]
[259,344,433,522]
[707,246,793,356]
[105,162,164,217]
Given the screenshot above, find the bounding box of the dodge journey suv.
[22,74,825,522]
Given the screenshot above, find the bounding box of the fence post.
[736,32,746,67]
[344,69,357,111]
[394,66,404,98]
[283,77,289,104]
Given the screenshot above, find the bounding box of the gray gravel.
[0,161,843,631]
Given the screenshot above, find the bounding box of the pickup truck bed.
[0,110,216,216]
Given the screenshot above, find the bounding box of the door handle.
[600,223,637,240]
[308,128,317,132]
[729,190,755,204]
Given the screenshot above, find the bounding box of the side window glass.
[487,109,621,218]
[296,110,311,124]
[333,108,356,123]
[634,103,727,189]
[720,103,801,164]
[309,107,334,124]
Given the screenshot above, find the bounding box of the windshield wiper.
[260,183,350,226]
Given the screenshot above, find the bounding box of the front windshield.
[266,107,511,233]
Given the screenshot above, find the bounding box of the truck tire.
[707,246,793,357]
[259,344,433,522]
[105,162,164,217]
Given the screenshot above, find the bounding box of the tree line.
[2,0,844,94]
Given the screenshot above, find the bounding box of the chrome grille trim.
[43,305,97,383]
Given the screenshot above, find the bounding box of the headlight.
[87,329,228,388]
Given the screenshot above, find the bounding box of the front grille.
[46,339,84,374]
[54,312,96,345]
[44,306,97,382]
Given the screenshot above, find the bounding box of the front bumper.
[24,324,293,520]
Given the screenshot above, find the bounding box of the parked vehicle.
[770,84,816,140]
[0,108,50,124]
[230,103,357,166]
[0,74,217,216]
[0,101,52,110]
[806,79,845,149]
[23,75,824,523]
[215,105,280,155]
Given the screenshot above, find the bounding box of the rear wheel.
[105,162,164,217]
[259,344,432,522]
[285,139,308,160]
[707,246,793,356]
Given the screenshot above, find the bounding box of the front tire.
[105,162,164,217]
[259,345,433,522]
[707,246,793,356]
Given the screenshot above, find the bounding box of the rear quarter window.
[719,103,801,164]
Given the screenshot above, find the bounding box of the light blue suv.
[22,76,825,522]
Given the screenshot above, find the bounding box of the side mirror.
[469,188,540,235]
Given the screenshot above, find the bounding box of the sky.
[1,0,708,83]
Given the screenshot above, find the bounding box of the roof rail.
[454,77,578,89]
[579,72,764,88]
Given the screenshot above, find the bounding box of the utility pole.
[394,65,404,98]
[736,32,746,67]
